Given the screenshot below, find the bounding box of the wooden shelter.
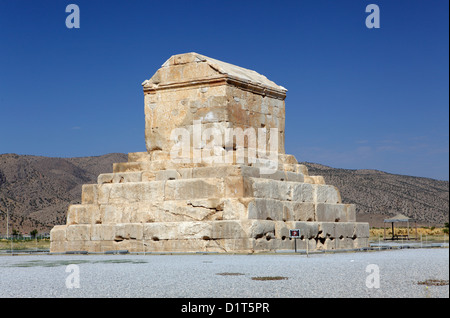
[383,214,418,240]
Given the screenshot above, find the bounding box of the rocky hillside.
[0,153,448,234]
[0,153,128,234]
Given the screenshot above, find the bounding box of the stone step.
[69,196,355,226]
[84,176,341,205]
[105,165,307,183]
[50,220,369,253]
[55,220,370,242]
[113,159,310,177]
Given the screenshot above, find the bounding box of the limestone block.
[156,169,180,181]
[253,237,279,252]
[248,198,283,220]
[150,150,172,161]
[284,221,320,239]
[223,198,252,220]
[276,237,297,250]
[67,204,101,225]
[179,222,213,240]
[50,225,67,242]
[113,239,144,253]
[315,185,341,204]
[99,240,115,252]
[278,154,298,165]
[241,220,275,239]
[50,241,66,253]
[113,162,152,173]
[260,170,286,181]
[353,237,369,248]
[66,225,91,241]
[90,224,102,241]
[353,223,370,238]
[336,237,355,249]
[65,240,86,252]
[211,221,247,239]
[274,221,290,240]
[250,179,291,201]
[224,176,245,198]
[291,183,315,202]
[193,165,239,179]
[161,200,223,222]
[100,205,124,224]
[114,223,143,240]
[240,166,261,178]
[196,106,229,123]
[98,172,142,184]
[316,237,338,250]
[186,198,224,210]
[143,239,212,253]
[143,222,212,241]
[304,176,315,184]
[98,181,165,204]
[141,171,156,182]
[335,222,357,239]
[318,222,336,238]
[165,178,224,200]
[81,184,98,204]
[274,222,315,249]
[215,238,254,253]
[345,204,356,222]
[127,203,156,223]
[284,171,305,182]
[128,152,151,162]
[283,202,315,221]
[84,241,101,252]
[315,203,347,222]
[178,168,193,179]
[98,224,116,241]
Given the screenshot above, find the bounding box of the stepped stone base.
[50,152,369,253]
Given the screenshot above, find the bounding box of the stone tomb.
[50,53,370,253]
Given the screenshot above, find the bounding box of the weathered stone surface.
[98,181,165,204]
[315,203,348,222]
[50,225,67,242]
[98,172,143,184]
[81,184,98,204]
[283,202,315,221]
[165,178,224,200]
[67,204,101,225]
[66,224,91,241]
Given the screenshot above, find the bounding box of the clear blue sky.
[0,0,448,180]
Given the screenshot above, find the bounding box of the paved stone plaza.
[0,248,448,298]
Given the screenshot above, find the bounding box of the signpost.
[289,229,301,253]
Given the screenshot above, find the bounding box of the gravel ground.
[0,248,448,298]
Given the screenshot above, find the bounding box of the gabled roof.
[143,52,287,96]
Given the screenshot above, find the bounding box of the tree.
[30,229,38,238]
